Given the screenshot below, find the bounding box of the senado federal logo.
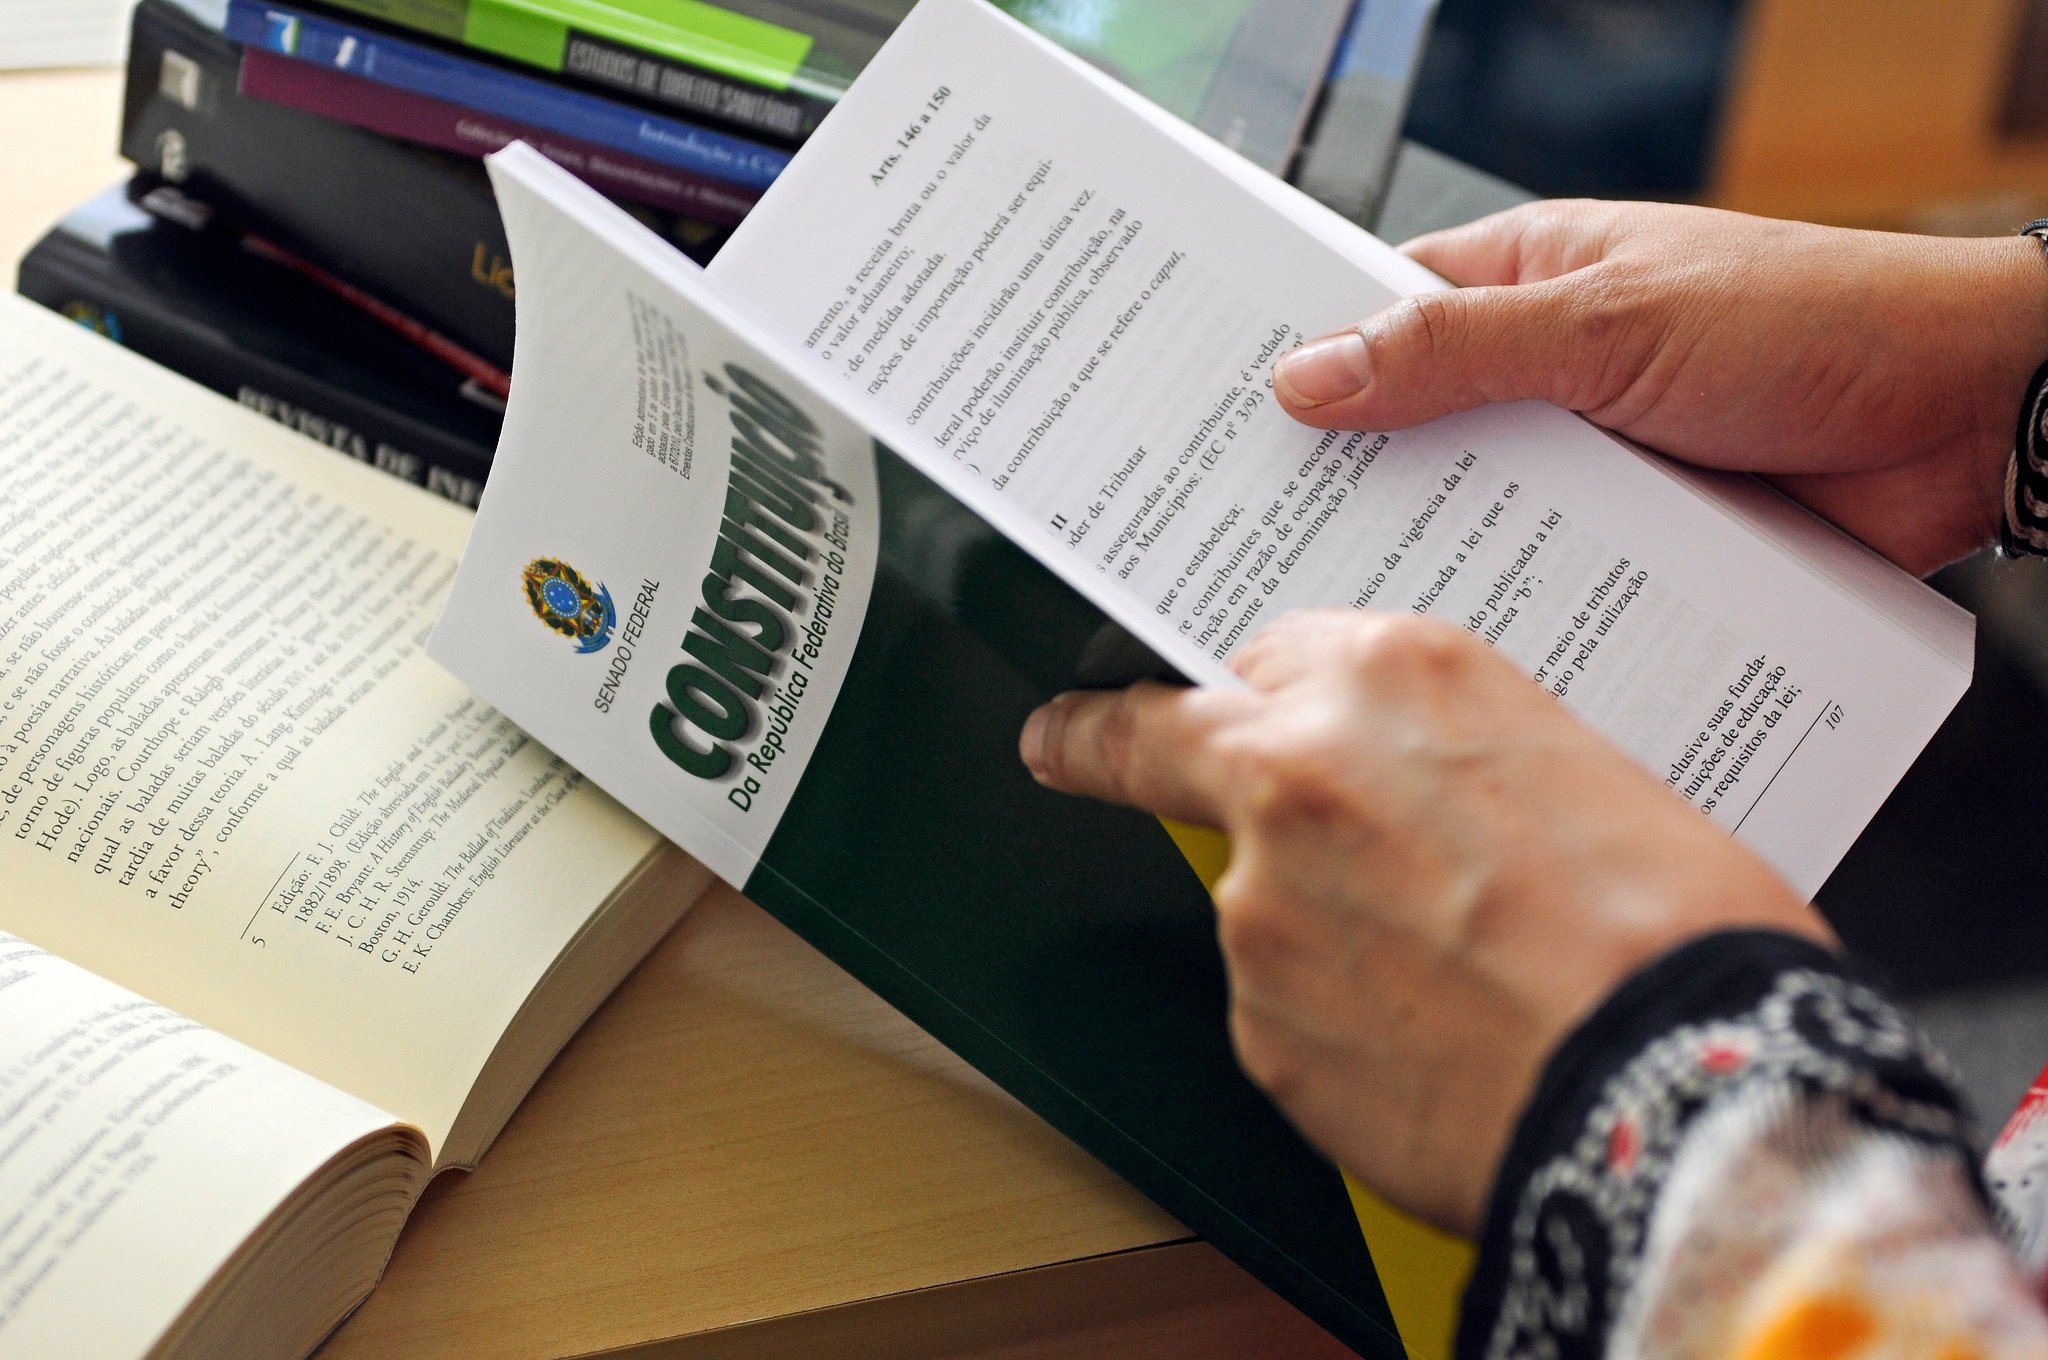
[522,558,617,654]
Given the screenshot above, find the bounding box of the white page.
[0,297,661,1156]
[0,933,404,1359]
[703,0,1972,896]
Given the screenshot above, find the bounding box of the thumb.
[1273,276,1629,431]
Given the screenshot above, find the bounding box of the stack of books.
[11,0,1428,507]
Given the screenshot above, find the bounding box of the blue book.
[221,1,792,190]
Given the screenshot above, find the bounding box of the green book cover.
[313,0,864,101]
[430,146,1419,1357]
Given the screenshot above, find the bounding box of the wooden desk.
[321,885,1346,1358]
[0,65,1352,1358]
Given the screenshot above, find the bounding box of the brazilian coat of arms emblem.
[522,558,616,654]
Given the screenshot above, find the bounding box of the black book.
[121,0,729,372]
[17,183,501,506]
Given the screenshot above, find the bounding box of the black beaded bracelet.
[2000,220,2048,558]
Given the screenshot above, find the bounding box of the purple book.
[238,49,759,226]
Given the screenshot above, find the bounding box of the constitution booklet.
[429,0,1974,1351]
[0,296,710,1359]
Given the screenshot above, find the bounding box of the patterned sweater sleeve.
[1456,931,2048,1360]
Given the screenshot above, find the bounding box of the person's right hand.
[1273,201,2048,574]
[1020,610,1830,1234]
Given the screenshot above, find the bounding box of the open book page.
[0,297,661,1154]
[703,0,1970,895]
[0,931,410,1358]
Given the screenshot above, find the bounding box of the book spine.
[314,0,834,141]
[553,28,824,142]
[231,228,514,399]
[466,0,820,93]
[17,242,492,508]
[237,48,760,225]
[221,1,792,190]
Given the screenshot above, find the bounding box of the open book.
[427,1,1974,1351]
[0,297,710,1359]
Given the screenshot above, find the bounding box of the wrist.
[1456,931,1970,1360]
[1959,234,2048,548]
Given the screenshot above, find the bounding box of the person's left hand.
[1019,611,1831,1235]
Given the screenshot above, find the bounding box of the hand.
[1019,612,1830,1236]
[1274,201,2048,574]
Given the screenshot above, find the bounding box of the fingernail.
[1019,704,1051,778]
[1275,330,1369,408]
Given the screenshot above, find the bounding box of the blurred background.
[1412,0,2048,232]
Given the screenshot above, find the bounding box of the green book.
[433,147,1414,1355]
[316,0,850,93]
[306,0,1353,169]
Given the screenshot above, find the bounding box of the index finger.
[1019,682,1249,826]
